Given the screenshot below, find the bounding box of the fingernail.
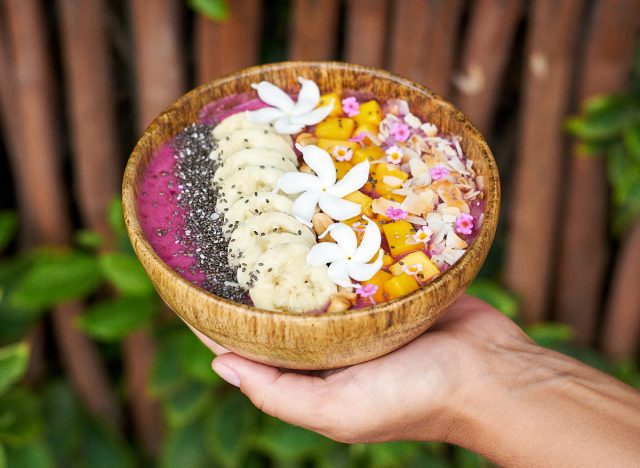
[212,362,240,387]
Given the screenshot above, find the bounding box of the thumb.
[212,353,335,432]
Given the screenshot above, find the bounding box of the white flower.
[412,226,433,244]
[386,145,403,164]
[277,144,370,222]
[402,263,423,276]
[307,216,383,288]
[245,77,334,134]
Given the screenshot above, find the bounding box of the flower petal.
[252,81,295,113]
[274,116,304,134]
[306,242,345,267]
[300,145,336,186]
[347,250,383,281]
[321,222,357,254]
[291,190,321,221]
[245,107,284,124]
[319,194,361,221]
[327,260,353,288]
[353,216,382,263]
[290,104,334,126]
[328,160,370,198]
[294,77,320,115]
[277,173,322,194]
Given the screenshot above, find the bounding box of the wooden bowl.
[122,62,500,370]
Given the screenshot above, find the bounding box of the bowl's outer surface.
[123,62,500,370]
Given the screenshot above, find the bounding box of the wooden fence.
[1,0,640,456]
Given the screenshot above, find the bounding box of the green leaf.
[151,330,189,398]
[42,380,84,464]
[256,417,328,462]
[0,213,17,253]
[467,279,519,319]
[82,420,135,468]
[160,419,210,468]
[108,198,126,240]
[567,94,635,142]
[188,0,229,21]
[452,446,492,468]
[76,296,158,342]
[204,392,258,467]
[98,252,154,296]
[0,443,5,468]
[180,333,221,385]
[4,440,53,468]
[75,230,104,250]
[0,388,42,446]
[364,442,421,468]
[164,381,211,429]
[9,251,101,309]
[0,342,29,396]
[624,122,640,163]
[525,322,574,348]
[612,360,640,389]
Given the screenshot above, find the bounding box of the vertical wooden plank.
[503,0,585,324]
[556,0,640,345]
[196,0,262,84]
[452,0,524,134]
[289,0,340,60]
[602,221,640,359]
[131,0,186,129]
[388,0,464,97]
[344,0,388,67]
[3,0,121,427]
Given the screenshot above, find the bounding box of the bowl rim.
[122,60,500,322]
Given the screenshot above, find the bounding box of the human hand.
[197,295,535,444]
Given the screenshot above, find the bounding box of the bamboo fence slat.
[196,0,262,84]
[344,0,388,68]
[556,0,640,346]
[289,0,340,60]
[503,0,585,324]
[452,0,524,134]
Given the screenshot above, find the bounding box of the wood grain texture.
[452,0,524,134]
[503,0,584,324]
[344,0,388,67]
[195,0,262,84]
[122,62,500,370]
[556,0,640,345]
[289,0,340,60]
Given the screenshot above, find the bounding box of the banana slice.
[213,148,297,185]
[249,243,337,312]
[210,128,297,163]
[222,192,294,238]
[212,112,292,144]
[215,166,284,214]
[228,212,315,268]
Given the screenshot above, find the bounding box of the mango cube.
[389,251,440,283]
[317,138,359,155]
[343,191,373,217]
[319,92,342,116]
[353,122,379,145]
[335,161,352,179]
[315,117,356,140]
[364,163,409,197]
[354,100,382,126]
[361,270,392,303]
[351,145,385,165]
[383,221,421,257]
[383,273,420,299]
[382,254,394,267]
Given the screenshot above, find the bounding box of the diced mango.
[354,100,383,126]
[361,270,392,303]
[387,192,406,203]
[352,122,379,145]
[319,92,342,116]
[315,117,356,140]
[351,145,385,165]
[389,251,440,283]
[383,221,421,257]
[317,138,359,154]
[382,254,394,267]
[364,163,409,197]
[343,191,373,217]
[383,273,420,299]
[335,161,352,179]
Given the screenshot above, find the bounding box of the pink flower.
[456,213,474,235]
[342,97,360,117]
[385,207,408,221]
[356,283,378,299]
[412,226,433,244]
[332,145,353,162]
[391,122,410,142]
[349,132,366,146]
[430,165,449,180]
[385,146,403,164]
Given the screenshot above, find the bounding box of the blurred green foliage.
[187,0,229,21]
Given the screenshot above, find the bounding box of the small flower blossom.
[391,122,410,142]
[332,145,353,162]
[342,96,360,117]
[356,283,378,298]
[430,165,450,181]
[246,77,333,134]
[349,132,366,146]
[455,213,474,235]
[352,221,366,233]
[402,263,423,276]
[413,226,433,244]
[385,145,403,164]
[385,207,408,221]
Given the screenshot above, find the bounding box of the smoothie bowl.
[122,62,500,369]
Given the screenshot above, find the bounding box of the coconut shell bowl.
[122,62,500,370]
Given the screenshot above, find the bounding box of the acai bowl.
[123,62,500,369]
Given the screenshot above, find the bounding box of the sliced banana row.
[210,115,336,312]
